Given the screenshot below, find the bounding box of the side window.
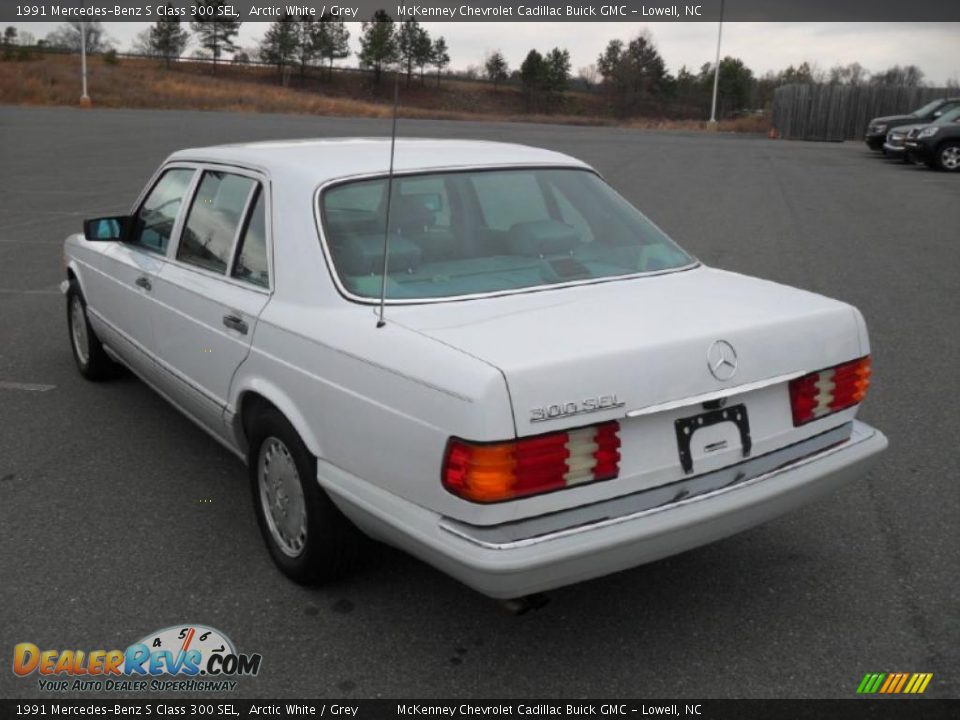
[178,171,256,274]
[470,171,550,231]
[231,187,269,288]
[130,168,195,254]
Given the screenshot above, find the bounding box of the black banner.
[3,0,960,23]
[1,700,959,720]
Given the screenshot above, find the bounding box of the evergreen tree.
[485,51,509,89]
[149,6,189,69]
[397,19,425,87]
[358,10,398,85]
[190,0,242,72]
[413,26,432,85]
[318,13,350,80]
[520,49,546,111]
[292,17,318,79]
[431,37,450,88]
[259,15,298,77]
[544,47,570,93]
[597,32,670,115]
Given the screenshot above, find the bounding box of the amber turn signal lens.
[443,422,621,503]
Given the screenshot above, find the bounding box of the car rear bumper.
[318,420,887,598]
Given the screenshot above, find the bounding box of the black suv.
[903,108,960,171]
[865,97,960,151]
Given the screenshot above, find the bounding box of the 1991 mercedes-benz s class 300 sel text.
[63,139,887,599]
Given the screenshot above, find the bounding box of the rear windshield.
[319,168,694,300]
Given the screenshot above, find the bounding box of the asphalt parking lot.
[1,105,958,700]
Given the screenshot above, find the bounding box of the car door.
[87,166,196,382]
[150,167,272,440]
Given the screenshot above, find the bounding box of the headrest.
[506,220,580,256]
[333,234,422,276]
[392,194,436,231]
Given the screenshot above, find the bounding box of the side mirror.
[83,216,129,242]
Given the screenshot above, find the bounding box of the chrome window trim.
[439,422,864,550]
[226,183,261,278]
[125,163,200,257]
[144,162,274,295]
[312,164,701,306]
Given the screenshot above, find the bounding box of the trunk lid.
[392,266,866,520]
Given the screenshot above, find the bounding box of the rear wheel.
[66,280,118,381]
[936,142,960,172]
[248,407,363,584]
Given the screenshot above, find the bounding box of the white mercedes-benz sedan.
[63,139,887,599]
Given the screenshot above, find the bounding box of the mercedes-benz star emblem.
[707,340,738,381]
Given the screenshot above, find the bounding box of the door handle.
[222,313,248,335]
[135,276,152,291]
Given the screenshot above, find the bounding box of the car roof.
[167,138,592,183]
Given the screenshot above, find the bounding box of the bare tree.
[871,64,925,87]
[577,64,599,90]
[45,22,113,53]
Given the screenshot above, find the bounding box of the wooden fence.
[772,84,956,141]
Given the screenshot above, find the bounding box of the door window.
[178,171,257,274]
[129,168,195,254]
[231,187,269,288]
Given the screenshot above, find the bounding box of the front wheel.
[248,408,363,584]
[936,142,960,172]
[66,280,118,381]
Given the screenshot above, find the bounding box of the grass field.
[0,52,771,133]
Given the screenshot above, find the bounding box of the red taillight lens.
[443,421,621,503]
[788,356,871,426]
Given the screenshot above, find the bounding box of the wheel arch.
[935,137,960,167]
[231,380,323,461]
[65,259,85,294]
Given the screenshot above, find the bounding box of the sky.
[8,21,960,85]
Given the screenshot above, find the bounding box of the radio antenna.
[376,70,401,329]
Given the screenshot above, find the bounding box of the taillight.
[443,421,621,503]
[789,357,871,426]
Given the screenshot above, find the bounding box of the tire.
[935,141,960,172]
[248,407,363,584]
[66,280,118,381]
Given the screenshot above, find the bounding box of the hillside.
[0,52,770,132]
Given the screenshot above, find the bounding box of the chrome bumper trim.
[440,422,859,550]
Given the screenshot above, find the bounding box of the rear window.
[319,168,693,301]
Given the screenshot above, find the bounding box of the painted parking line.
[0,381,56,392]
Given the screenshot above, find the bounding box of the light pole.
[79,20,91,107]
[709,0,725,124]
